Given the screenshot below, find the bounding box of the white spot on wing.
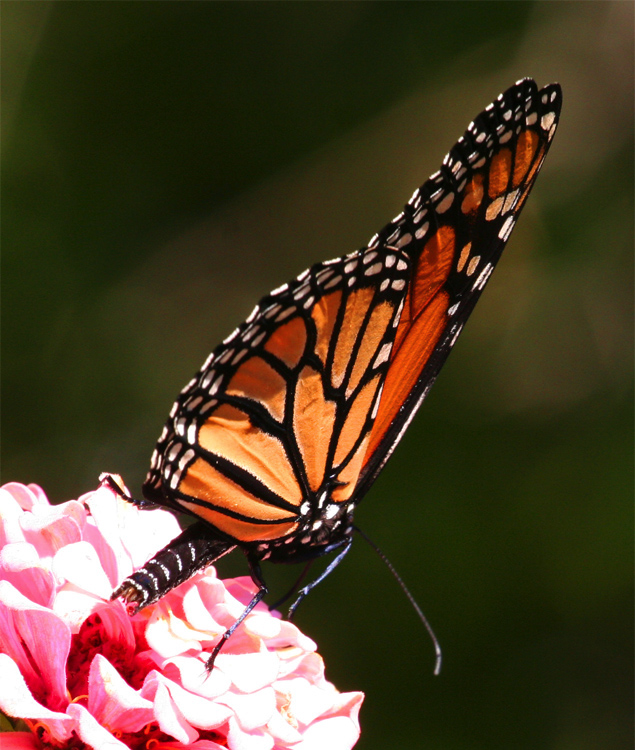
[325,504,339,520]
[466,255,480,277]
[449,322,464,348]
[485,195,504,221]
[502,189,520,214]
[271,283,289,296]
[324,275,342,289]
[362,251,378,265]
[373,342,392,368]
[415,221,429,239]
[275,307,295,322]
[436,192,454,213]
[457,242,471,273]
[498,215,516,241]
[541,111,555,131]
[472,262,494,291]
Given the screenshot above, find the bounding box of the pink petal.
[181,576,227,633]
[262,618,317,655]
[241,611,282,640]
[217,687,276,732]
[265,708,303,745]
[215,651,279,693]
[145,602,210,660]
[66,702,130,750]
[143,671,233,731]
[87,654,154,733]
[85,484,181,571]
[0,542,55,607]
[80,486,134,587]
[162,655,231,700]
[299,690,363,749]
[0,732,40,750]
[1,483,45,513]
[300,713,361,750]
[53,541,112,599]
[277,650,324,682]
[225,716,273,750]
[159,743,226,750]
[0,487,28,545]
[0,583,70,712]
[278,677,341,727]
[0,654,71,732]
[151,679,199,745]
[52,588,109,633]
[20,508,83,560]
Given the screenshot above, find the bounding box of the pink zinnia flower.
[0,481,363,749]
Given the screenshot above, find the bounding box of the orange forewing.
[264,316,307,370]
[411,226,456,316]
[346,302,394,397]
[311,290,342,367]
[293,365,337,492]
[488,148,512,198]
[364,290,450,466]
[180,457,297,522]
[198,404,302,506]
[180,497,299,542]
[225,356,287,422]
[460,173,484,215]
[516,144,547,211]
[331,375,382,503]
[331,287,375,388]
[512,131,539,188]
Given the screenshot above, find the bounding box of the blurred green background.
[3,2,633,748]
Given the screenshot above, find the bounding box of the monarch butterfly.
[108,78,561,670]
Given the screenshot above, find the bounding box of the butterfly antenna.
[354,525,442,676]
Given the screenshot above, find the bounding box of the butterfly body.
[111,78,562,665]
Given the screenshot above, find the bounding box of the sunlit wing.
[112,79,562,670]
[143,244,412,549]
[356,78,562,496]
[142,78,561,549]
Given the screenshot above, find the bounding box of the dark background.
[3,3,633,748]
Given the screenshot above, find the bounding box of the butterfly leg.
[287,537,352,619]
[205,555,268,672]
[99,472,157,509]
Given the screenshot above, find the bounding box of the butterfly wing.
[143,78,561,557]
[355,78,562,496]
[143,243,411,557]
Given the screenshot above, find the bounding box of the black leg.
[99,472,157,509]
[205,555,268,672]
[287,537,352,619]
